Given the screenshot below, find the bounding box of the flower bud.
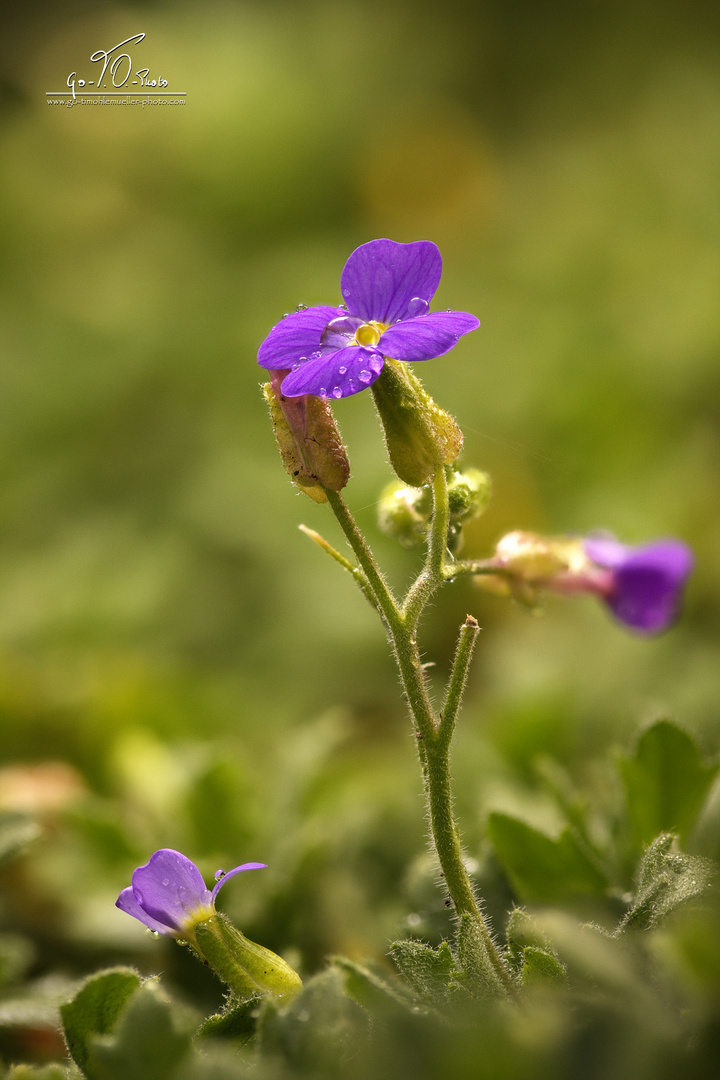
[377,480,433,548]
[370,359,463,487]
[194,913,302,1000]
[447,468,491,524]
[263,371,350,503]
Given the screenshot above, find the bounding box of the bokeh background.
[0,0,719,1057]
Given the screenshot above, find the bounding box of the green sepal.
[193,913,302,1000]
[371,359,463,486]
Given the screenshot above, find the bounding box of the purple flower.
[584,536,693,633]
[257,239,480,399]
[116,849,266,937]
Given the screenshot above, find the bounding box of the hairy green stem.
[323,480,514,994]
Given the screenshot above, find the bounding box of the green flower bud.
[263,372,350,503]
[193,913,302,1000]
[370,359,463,487]
[377,480,433,548]
[447,468,491,523]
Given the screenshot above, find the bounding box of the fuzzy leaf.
[488,812,608,903]
[86,980,194,1080]
[196,995,262,1045]
[455,914,509,998]
[60,968,141,1075]
[521,946,568,985]
[617,833,716,932]
[389,939,459,1003]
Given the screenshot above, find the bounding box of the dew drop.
[295,302,308,311]
[331,387,342,398]
[281,313,289,319]
[162,877,170,886]
[298,355,308,363]
[358,370,372,384]
[215,869,226,881]
[310,351,322,360]
[339,303,348,311]
[318,386,327,395]
[338,365,347,375]
[407,296,429,318]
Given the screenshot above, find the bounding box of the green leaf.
[455,915,509,999]
[617,833,716,932]
[618,721,717,852]
[6,1066,81,1080]
[86,980,194,1080]
[389,939,459,1004]
[521,946,567,985]
[334,956,419,1015]
[196,995,263,1045]
[59,967,141,1075]
[488,812,608,903]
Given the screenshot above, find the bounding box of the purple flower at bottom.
[116,849,266,937]
[584,536,694,633]
[257,239,480,399]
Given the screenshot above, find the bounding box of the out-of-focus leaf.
[618,721,717,852]
[196,994,262,1045]
[59,968,140,1075]
[86,980,194,1080]
[488,812,608,903]
[0,934,35,988]
[334,956,418,1015]
[617,833,716,932]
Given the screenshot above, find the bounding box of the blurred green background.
[0,0,719,1044]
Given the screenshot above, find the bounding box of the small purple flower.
[584,536,694,633]
[257,239,480,399]
[116,849,266,937]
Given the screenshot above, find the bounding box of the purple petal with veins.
[341,239,442,324]
[380,311,480,362]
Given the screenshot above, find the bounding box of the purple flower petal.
[116,886,176,935]
[586,538,693,633]
[258,306,343,371]
[340,239,442,324]
[281,346,385,398]
[379,310,480,363]
[210,862,267,904]
[129,849,212,932]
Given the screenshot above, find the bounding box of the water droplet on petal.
[295,302,308,311]
[310,351,322,360]
[339,303,348,311]
[331,387,342,398]
[162,877,169,886]
[281,313,289,319]
[298,355,308,363]
[215,869,226,881]
[319,386,327,395]
[338,365,347,375]
[407,296,429,318]
[358,370,372,384]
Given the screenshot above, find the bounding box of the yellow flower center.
[354,321,385,347]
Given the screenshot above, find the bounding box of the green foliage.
[617,833,715,932]
[487,813,608,904]
[0,816,41,867]
[59,969,141,1075]
[618,720,718,855]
